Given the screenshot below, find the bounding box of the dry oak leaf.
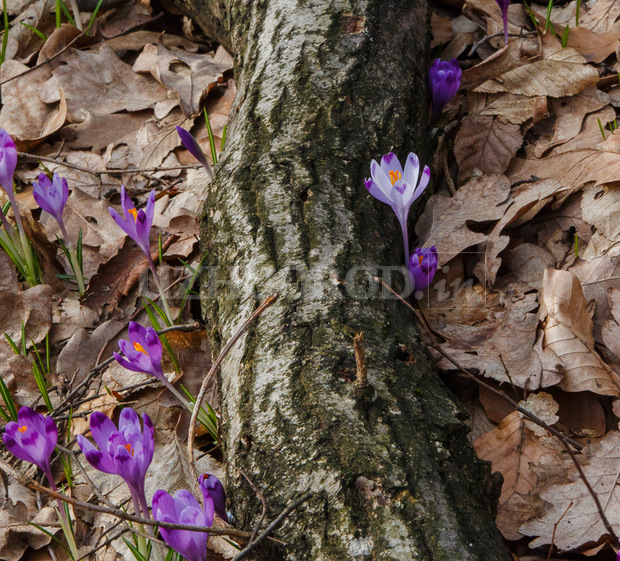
[0,61,67,146]
[519,430,620,551]
[564,25,620,64]
[454,115,523,184]
[473,408,565,541]
[474,179,568,286]
[431,290,563,391]
[475,43,599,98]
[39,46,170,121]
[540,269,620,395]
[467,91,547,125]
[134,38,233,118]
[508,143,620,192]
[579,0,620,34]
[602,288,620,363]
[530,87,609,158]
[414,173,511,266]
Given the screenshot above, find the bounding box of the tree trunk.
[176,0,510,559]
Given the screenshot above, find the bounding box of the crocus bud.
[33,173,70,240]
[0,129,17,194]
[199,473,228,522]
[428,58,462,122]
[409,247,439,292]
[495,0,510,44]
[176,126,213,178]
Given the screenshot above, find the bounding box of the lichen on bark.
[176,0,510,558]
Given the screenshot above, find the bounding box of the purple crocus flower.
[113,322,165,384]
[365,152,430,266]
[495,0,510,44]
[77,408,154,515]
[3,407,57,477]
[108,186,155,258]
[153,486,214,561]
[33,173,70,240]
[199,473,227,523]
[409,246,439,292]
[0,129,17,195]
[176,126,213,178]
[429,58,462,122]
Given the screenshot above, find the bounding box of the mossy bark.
[176,0,509,558]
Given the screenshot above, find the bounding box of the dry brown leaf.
[474,409,566,540]
[130,109,189,169]
[602,288,620,362]
[0,61,67,146]
[531,87,610,158]
[540,269,620,395]
[508,143,620,192]
[134,38,233,118]
[474,179,568,285]
[467,91,547,125]
[59,110,149,151]
[519,392,560,436]
[579,0,620,34]
[554,390,606,437]
[464,0,524,40]
[564,25,620,63]
[519,430,620,551]
[431,291,563,390]
[39,46,170,121]
[431,12,454,48]
[40,186,127,278]
[57,320,125,387]
[415,173,511,266]
[581,183,620,244]
[541,106,616,156]
[454,115,523,184]
[475,40,599,98]
[462,37,539,90]
[96,30,201,53]
[0,495,52,561]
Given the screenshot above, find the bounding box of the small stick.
[18,152,200,176]
[227,461,268,542]
[353,332,368,387]
[232,492,312,561]
[187,295,278,498]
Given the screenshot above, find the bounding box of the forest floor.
[0,0,620,560]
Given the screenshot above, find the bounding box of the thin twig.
[227,461,268,542]
[353,332,368,387]
[232,492,312,561]
[18,152,200,176]
[187,295,279,498]
[0,458,255,540]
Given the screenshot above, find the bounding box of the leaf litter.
[428,0,620,557]
[0,0,620,559]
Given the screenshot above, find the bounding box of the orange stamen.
[133,342,149,355]
[418,255,423,266]
[124,443,134,456]
[388,170,401,185]
[18,425,27,433]
[128,208,139,222]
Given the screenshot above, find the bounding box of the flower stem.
[401,221,410,269]
[148,258,173,324]
[45,470,80,560]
